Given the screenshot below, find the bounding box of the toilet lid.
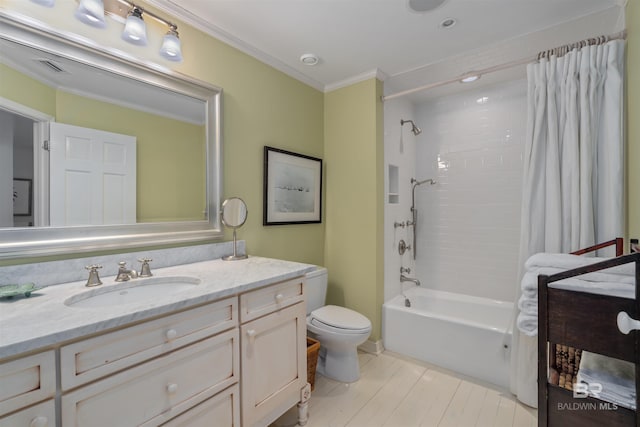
[309,305,371,331]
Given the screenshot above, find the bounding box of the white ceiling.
[150,0,623,93]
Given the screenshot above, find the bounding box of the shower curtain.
[510,39,625,407]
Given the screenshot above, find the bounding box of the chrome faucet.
[115,261,138,282]
[400,274,420,287]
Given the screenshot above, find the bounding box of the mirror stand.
[221,197,248,261]
[223,229,248,261]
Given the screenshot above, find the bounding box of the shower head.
[401,119,422,136]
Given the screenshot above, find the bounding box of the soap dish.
[0,283,39,299]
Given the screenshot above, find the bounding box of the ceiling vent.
[36,59,67,73]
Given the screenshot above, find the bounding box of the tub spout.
[400,274,420,286]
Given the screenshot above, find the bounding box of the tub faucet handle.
[85,265,103,287]
[400,267,411,274]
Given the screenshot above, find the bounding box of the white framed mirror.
[0,13,223,259]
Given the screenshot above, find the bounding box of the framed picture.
[264,146,322,225]
[13,178,32,216]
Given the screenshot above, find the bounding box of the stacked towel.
[516,253,635,336]
[577,351,636,410]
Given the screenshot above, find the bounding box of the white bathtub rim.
[393,286,513,308]
[384,287,514,333]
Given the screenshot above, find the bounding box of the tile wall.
[413,79,527,302]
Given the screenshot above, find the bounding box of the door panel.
[49,122,136,226]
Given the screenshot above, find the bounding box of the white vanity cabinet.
[60,296,239,427]
[0,351,56,427]
[0,270,311,427]
[240,277,310,427]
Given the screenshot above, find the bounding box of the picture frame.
[263,146,322,225]
[13,178,32,216]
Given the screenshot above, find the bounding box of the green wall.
[0,0,325,267]
[55,92,206,223]
[0,68,206,223]
[0,64,56,115]
[324,79,384,341]
[628,1,639,241]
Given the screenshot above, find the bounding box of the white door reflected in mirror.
[221,197,248,261]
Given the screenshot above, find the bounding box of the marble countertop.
[0,256,315,360]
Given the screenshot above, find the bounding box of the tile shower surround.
[414,79,527,302]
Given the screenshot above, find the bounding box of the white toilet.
[306,267,372,383]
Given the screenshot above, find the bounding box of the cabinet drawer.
[62,328,239,427]
[0,351,55,416]
[161,384,240,427]
[0,399,55,427]
[240,277,304,323]
[61,296,237,390]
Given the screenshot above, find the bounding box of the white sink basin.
[65,276,201,308]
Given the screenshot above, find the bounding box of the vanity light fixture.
[122,6,147,45]
[30,0,56,7]
[75,0,106,27]
[71,0,183,61]
[160,25,183,62]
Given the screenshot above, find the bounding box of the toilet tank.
[305,266,327,315]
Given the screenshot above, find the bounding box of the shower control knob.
[400,267,411,274]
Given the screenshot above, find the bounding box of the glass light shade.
[122,14,148,46]
[160,32,183,62]
[75,0,106,28]
[30,0,55,6]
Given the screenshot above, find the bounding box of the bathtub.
[382,287,513,389]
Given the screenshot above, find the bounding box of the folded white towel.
[519,269,634,304]
[525,253,636,283]
[517,296,537,316]
[515,255,636,336]
[577,351,636,410]
[516,313,537,337]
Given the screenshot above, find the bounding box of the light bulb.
[75,0,106,28]
[160,27,183,61]
[122,7,147,46]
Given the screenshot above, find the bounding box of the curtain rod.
[382,30,627,102]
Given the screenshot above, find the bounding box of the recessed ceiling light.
[460,74,480,83]
[300,53,319,66]
[439,17,457,29]
[408,0,448,13]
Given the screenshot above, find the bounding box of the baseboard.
[359,339,384,355]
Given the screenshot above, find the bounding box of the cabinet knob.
[165,329,177,341]
[30,416,48,427]
[167,383,178,394]
[275,293,284,303]
[247,329,256,345]
[617,311,640,334]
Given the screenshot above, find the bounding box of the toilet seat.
[308,305,371,334]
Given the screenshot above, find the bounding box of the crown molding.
[324,69,388,93]
[145,0,325,92]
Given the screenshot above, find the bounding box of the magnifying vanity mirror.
[0,13,223,259]
[221,197,248,261]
